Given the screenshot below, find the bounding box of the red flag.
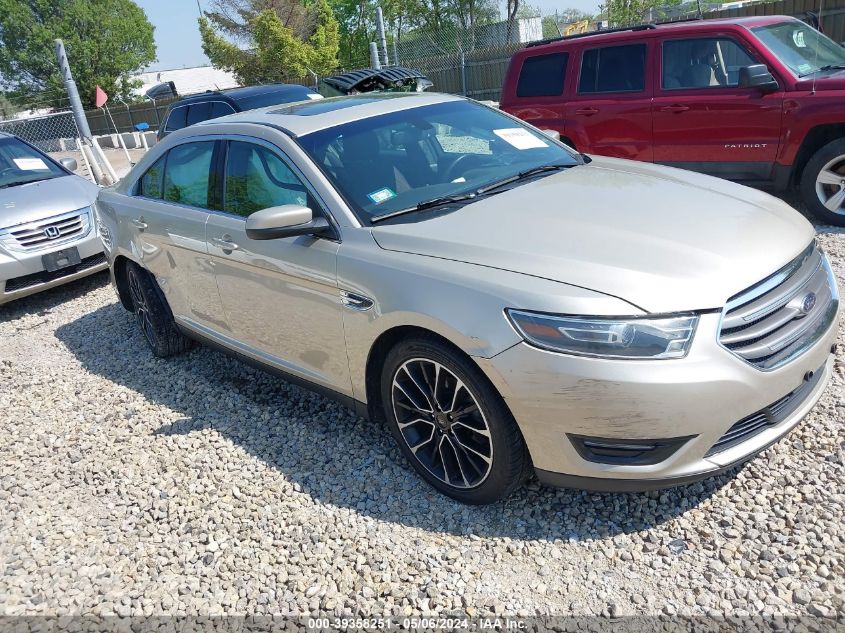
[95,85,108,108]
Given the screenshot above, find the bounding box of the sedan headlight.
[506,310,698,359]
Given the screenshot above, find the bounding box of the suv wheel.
[126,262,194,358]
[381,336,530,504]
[800,138,845,227]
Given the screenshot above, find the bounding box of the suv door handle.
[212,236,239,252]
[661,104,690,113]
[575,107,600,116]
[130,217,148,230]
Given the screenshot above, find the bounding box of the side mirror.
[245,204,332,240]
[59,157,78,171]
[541,129,561,141]
[738,65,779,93]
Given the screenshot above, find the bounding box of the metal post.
[393,40,400,67]
[146,96,161,127]
[460,51,468,97]
[370,42,381,70]
[376,7,389,66]
[54,39,92,140]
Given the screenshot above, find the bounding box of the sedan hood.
[371,157,814,313]
[0,175,99,229]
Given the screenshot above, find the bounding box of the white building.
[133,66,240,99]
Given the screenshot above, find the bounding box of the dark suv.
[500,17,845,225]
[158,83,321,139]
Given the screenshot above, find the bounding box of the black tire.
[381,336,531,504]
[799,138,845,227]
[126,262,194,358]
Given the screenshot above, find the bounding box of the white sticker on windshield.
[493,128,548,150]
[13,157,49,171]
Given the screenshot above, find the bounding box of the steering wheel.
[0,167,19,179]
[442,153,483,183]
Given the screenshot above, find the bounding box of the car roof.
[174,83,315,105]
[524,15,799,51]
[194,91,465,137]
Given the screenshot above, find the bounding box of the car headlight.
[506,310,698,359]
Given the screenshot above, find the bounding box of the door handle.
[212,236,239,252]
[661,104,690,113]
[575,107,599,116]
[130,217,148,230]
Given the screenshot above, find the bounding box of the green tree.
[605,0,681,26]
[0,0,156,107]
[200,2,340,82]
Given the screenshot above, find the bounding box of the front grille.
[3,253,107,294]
[706,365,823,456]
[0,209,91,253]
[718,243,839,370]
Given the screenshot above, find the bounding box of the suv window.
[164,105,188,132]
[223,142,309,217]
[210,101,237,118]
[578,44,647,94]
[162,141,215,208]
[517,53,569,97]
[663,37,757,89]
[139,155,166,198]
[186,102,213,126]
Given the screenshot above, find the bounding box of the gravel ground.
[0,222,843,620]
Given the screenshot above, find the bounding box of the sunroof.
[269,94,410,116]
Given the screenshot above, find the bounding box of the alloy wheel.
[391,358,493,489]
[128,269,156,347]
[815,155,845,215]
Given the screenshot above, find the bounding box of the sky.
[135,0,600,72]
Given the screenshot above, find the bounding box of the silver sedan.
[95,93,840,504]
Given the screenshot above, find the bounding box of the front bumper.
[476,312,838,491]
[0,231,106,305]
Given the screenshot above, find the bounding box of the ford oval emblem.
[800,292,817,315]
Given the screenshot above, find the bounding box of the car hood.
[0,175,99,229]
[371,157,815,313]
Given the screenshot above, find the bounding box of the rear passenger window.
[138,156,165,198]
[164,106,188,132]
[162,142,215,208]
[517,53,569,97]
[186,102,212,126]
[578,44,647,94]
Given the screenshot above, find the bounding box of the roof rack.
[526,23,657,48]
[525,16,708,48]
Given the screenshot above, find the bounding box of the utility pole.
[54,39,92,141]
[376,6,390,67]
[54,39,113,184]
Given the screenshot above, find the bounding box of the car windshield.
[297,100,579,223]
[751,20,845,77]
[0,137,65,190]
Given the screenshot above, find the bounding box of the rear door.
[652,34,784,180]
[565,41,654,161]
[500,51,570,138]
[124,139,227,331]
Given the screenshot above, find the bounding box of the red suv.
[500,17,845,226]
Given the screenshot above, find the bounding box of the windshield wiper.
[371,192,480,223]
[476,162,573,196]
[801,63,845,77]
[0,177,52,190]
[369,163,573,224]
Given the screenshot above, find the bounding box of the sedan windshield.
[0,137,66,189]
[297,100,579,223]
[751,20,845,77]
